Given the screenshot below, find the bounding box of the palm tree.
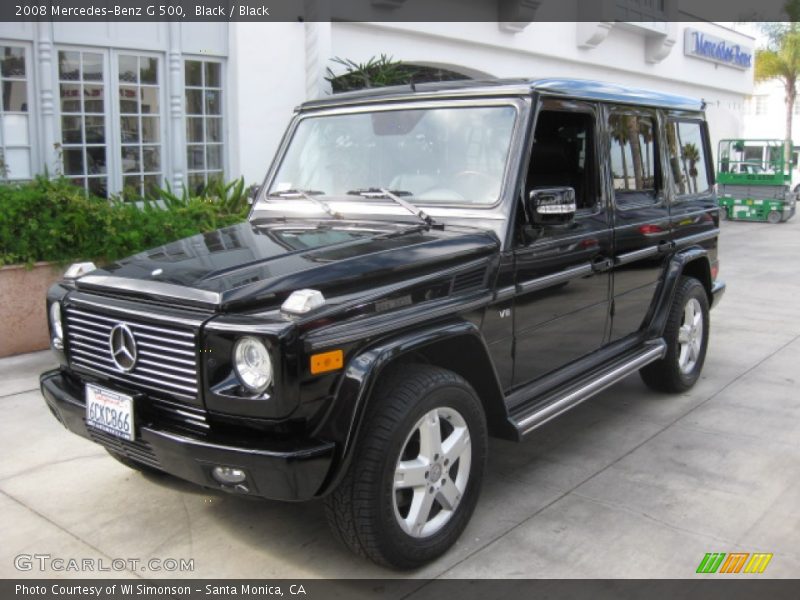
[611,118,630,190]
[625,116,645,189]
[682,143,701,194]
[755,0,800,173]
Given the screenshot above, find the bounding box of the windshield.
[268,105,518,205]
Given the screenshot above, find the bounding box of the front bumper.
[711,280,726,309]
[40,370,334,501]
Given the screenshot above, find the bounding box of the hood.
[75,220,499,310]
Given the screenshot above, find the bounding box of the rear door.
[606,105,672,342]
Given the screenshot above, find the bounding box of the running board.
[509,340,667,439]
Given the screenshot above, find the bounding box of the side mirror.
[528,187,576,225]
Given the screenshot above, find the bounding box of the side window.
[666,120,710,198]
[527,110,598,212]
[609,113,660,207]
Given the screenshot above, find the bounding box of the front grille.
[65,306,199,402]
[87,426,160,469]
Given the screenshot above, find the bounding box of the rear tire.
[640,276,709,393]
[324,364,487,569]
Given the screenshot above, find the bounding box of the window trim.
[0,41,36,181]
[54,46,112,196]
[54,45,167,198]
[526,100,605,219]
[665,117,713,202]
[111,48,167,199]
[183,56,226,192]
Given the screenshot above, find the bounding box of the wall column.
[36,21,58,175]
[303,1,332,100]
[168,22,185,192]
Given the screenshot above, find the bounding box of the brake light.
[711,261,719,281]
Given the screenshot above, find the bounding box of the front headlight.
[50,301,64,345]
[233,336,273,394]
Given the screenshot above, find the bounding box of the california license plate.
[85,384,135,441]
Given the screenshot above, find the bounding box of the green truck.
[717,139,796,223]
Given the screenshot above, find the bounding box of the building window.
[185,59,223,192]
[614,0,666,21]
[119,54,162,198]
[666,120,710,198]
[1,45,32,180]
[754,96,768,116]
[58,50,107,196]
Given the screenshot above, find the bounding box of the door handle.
[591,256,613,273]
[657,240,676,253]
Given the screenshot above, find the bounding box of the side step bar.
[509,340,667,439]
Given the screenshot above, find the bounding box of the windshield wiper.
[268,189,342,219]
[346,187,440,228]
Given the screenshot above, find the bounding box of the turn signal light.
[310,349,344,375]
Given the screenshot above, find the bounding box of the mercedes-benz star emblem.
[109,323,137,373]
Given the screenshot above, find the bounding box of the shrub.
[0,176,250,267]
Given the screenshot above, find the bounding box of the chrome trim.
[254,97,527,214]
[65,305,200,402]
[136,357,195,374]
[615,246,660,266]
[674,229,719,247]
[76,275,221,308]
[69,295,207,328]
[516,341,666,436]
[494,285,516,303]
[69,309,194,340]
[71,358,198,396]
[254,200,509,221]
[516,264,593,294]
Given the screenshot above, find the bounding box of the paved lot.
[1,217,799,581]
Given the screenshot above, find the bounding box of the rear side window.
[609,113,660,207]
[666,120,710,198]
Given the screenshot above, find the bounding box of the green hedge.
[0,176,250,267]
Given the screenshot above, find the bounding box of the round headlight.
[233,336,273,394]
[50,301,63,341]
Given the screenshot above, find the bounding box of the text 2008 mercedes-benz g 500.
[41,78,725,569]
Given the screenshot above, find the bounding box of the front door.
[512,101,612,387]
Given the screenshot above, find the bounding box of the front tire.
[767,210,782,224]
[324,364,487,569]
[640,276,709,393]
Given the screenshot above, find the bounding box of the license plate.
[85,384,135,441]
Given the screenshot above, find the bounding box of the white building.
[743,79,800,171]
[0,13,754,196]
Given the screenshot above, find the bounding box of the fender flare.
[311,319,511,496]
[646,246,711,338]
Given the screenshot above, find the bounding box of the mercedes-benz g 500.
[41,78,725,569]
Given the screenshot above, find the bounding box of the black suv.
[41,78,725,569]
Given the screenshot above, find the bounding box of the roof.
[299,78,705,113]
